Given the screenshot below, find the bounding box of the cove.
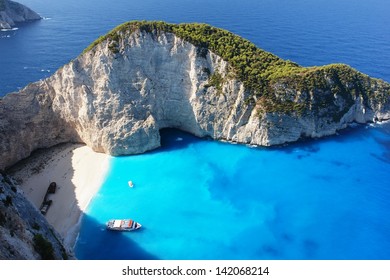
[75,125,390,260]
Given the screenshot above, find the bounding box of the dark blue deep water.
[1,0,389,96]
[1,0,390,259]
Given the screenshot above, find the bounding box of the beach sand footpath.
[9,143,110,249]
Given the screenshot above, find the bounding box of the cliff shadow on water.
[75,215,158,260]
[6,142,158,259]
[7,124,390,259]
[156,128,208,153]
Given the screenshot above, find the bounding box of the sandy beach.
[9,143,110,249]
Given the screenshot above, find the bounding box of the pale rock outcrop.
[0,0,41,29]
[0,28,390,171]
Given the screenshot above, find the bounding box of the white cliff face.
[0,0,41,29]
[40,30,274,155]
[1,30,390,170]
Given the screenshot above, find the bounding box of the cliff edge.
[1,21,390,171]
[0,0,41,29]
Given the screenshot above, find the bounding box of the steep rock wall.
[1,28,390,170]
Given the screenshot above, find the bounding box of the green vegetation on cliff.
[84,21,299,94]
[33,234,55,260]
[84,21,389,117]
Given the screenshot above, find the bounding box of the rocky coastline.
[0,0,41,29]
[1,20,390,260]
[1,21,389,171]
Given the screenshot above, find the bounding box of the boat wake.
[1,27,18,32]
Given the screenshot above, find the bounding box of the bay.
[1,0,389,259]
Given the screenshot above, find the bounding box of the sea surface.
[76,126,390,260]
[1,0,390,259]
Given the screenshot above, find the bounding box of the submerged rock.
[0,21,389,170]
[0,0,41,29]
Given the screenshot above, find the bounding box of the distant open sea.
[1,0,390,259]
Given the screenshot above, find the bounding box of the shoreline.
[9,143,110,250]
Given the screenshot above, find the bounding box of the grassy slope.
[83,21,389,117]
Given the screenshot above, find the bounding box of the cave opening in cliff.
[158,128,202,152]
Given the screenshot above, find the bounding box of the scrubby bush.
[206,72,224,94]
[2,195,12,207]
[33,234,55,260]
[83,21,389,115]
[0,211,6,226]
[32,222,40,231]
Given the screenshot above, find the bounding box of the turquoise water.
[1,0,390,259]
[76,126,390,259]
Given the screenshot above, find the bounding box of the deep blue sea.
[1,0,390,259]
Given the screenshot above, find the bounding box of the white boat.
[106,219,142,231]
[128,181,134,187]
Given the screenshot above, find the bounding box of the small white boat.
[128,181,134,187]
[106,219,142,231]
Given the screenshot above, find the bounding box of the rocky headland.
[0,0,41,29]
[1,21,389,171]
[1,20,390,260]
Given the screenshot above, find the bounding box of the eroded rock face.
[1,29,390,170]
[0,174,73,259]
[0,0,41,29]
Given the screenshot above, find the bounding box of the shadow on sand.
[7,143,157,260]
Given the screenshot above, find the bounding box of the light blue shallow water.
[1,0,390,259]
[76,126,390,260]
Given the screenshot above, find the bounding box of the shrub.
[1,174,12,185]
[82,21,390,115]
[2,195,12,207]
[33,234,55,260]
[206,72,224,94]
[32,222,40,231]
[0,211,6,226]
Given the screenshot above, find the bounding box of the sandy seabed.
[9,143,110,249]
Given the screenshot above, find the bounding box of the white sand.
[10,143,110,249]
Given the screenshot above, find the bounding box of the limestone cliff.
[0,173,73,259]
[0,0,41,29]
[1,21,390,171]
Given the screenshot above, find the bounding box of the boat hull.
[106,219,142,231]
